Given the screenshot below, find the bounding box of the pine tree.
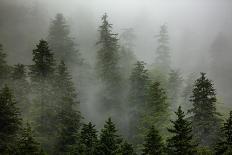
[119,141,136,155]
[54,61,81,154]
[0,86,21,154]
[190,73,221,146]
[10,64,30,120]
[48,13,82,67]
[97,118,122,155]
[0,44,10,88]
[215,111,232,154]
[96,13,122,113]
[154,24,171,74]
[142,126,164,155]
[29,40,56,153]
[141,82,169,136]
[167,106,197,155]
[78,122,98,155]
[16,123,42,155]
[128,61,150,143]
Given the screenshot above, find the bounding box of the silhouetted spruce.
[0,44,10,88]
[119,140,136,155]
[167,106,197,155]
[0,86,21,153]
[142,126,164,155]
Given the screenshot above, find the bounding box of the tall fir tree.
[215,111,232,154]
[128,61,150,143]
[140,82,169,137]
[29,40,56,153]
[10,64,30,120]
[16,123,42,155]
[142,126,164,155]
[48,13,82,67]
[0,44,10,88]
[0,86,21,154]
[54,61,81,154]
[78,122,98,155]
[119,141,136,155]
[190,73,221,146]
[97,118,122,155]
[96,13,122,117]
[167,106,197,155]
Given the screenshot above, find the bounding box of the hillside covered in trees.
[1,0,232,154]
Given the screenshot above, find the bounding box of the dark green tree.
[190,73,221,146]
[140,82,169,136]
[128,61,150,142]
[16,123,42,155]
[142,126,164,155]
[10,64,30,120]
[215,111,232,155]
[0,44,10,88]
[167,106,197,155]
[48,13,82,67]
[154,24,171,74]
[78,122,98,155]
[0,86,21,154]
[119,141,136,155]
[54,61,81,154]
[97,118,122,155]
[29,40,56,153]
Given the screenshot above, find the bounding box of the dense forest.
[1,0,232,154]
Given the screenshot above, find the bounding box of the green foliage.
[119,141,136,155]
[48,13,82,67]
[54,61,81,154]
[78,122,98,155]
[196,147,213,155]
[140,82,169,137]
[142,126,164,155]
[0,86,21,154]
[167,106,197,155]
[190,73,221,146]
[0,44,10,88]
[16,123,42,155]
[215,111,232,155]
[97,118,122,155]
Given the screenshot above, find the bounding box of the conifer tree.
[141,82,169,136]
[78,122,98,155]
[142,126,164,155]
[128,61,150,142]
[167,106,197,155]
[119,141,136,155]
[0,44,10,88]
[54,61,81,154]
[96,13,122,114]
[154,24,171,74]
[190,73,221,146]
[29,40,56,152]
[215,111,232,154]
[0,86,21,153]
[10,64,30,120]
[48,13,82,67]
[97,118,122,155]
[16,123,42,155]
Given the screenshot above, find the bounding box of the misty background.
[1,0,232,122]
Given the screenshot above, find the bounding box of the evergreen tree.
[0,44,10,88]
[141,82,169,136]
[97,118,122,155]
[119,141,136,155]
[128,61,150,142]
[29,40,56,153]
[142,126,164,155]
[167,106,197,155]
[48,13,82,67]
[78,122,98,155]
[54,61,81,154]
[154,24,171,74]
[167,69,183,111]
[10,64,30,120]
[215,111,232,154]
[0,86,21,154]
[16,123,42,155]
[96,13,122,118]
[190,73,221,146]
